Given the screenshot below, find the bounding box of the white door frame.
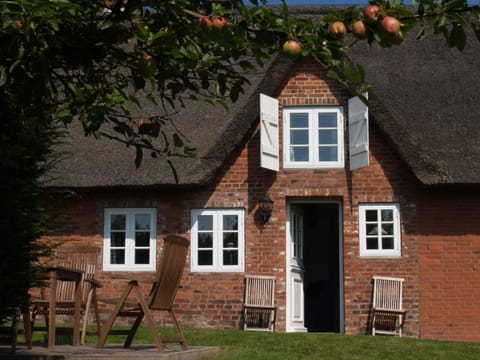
[286,199,344,333]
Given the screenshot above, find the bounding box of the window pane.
[135,249,149,264]
[382,224,394,236]
[223,215,238,231]
[223,233,238,248]
[319,146,338,161]
[318,113,337,127]
[366,224,378,235]
[381,209,393,222]
[111,215,125,230]
[291,147,309,162]
[198,250,213,265]
[366,210,377,222]
[110,249,125,264]
[111,232,125,247]
[290,113,309,128]
[223,250,238,265]
[291,129,309,145]
[366,237,378,250]
[198,215,213,231]
[135,214,150,230]
[319,129,337,145]
[382,237,394,250]
[135,231,150,247]
[198,233,213,248]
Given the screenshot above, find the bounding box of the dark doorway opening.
[302,203,341,333]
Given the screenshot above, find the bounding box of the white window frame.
[359,203,401,258]
[103,208,157,271]
[283,106,344,169]
[191,208,245,272]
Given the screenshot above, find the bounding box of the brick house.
[42,19,480,342]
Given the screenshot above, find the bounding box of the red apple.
[212,16,228,30]
[352,20,367,39]
[14,20,23,30]
[381,16,401,34]
[329,21,347,38]
[282,40,302,60]
[199,16,212,31]
[364,5,380,23]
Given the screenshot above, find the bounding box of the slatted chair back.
[243,275,277,332]
[148,235,190,310]
[54,246,100,304]
[373,276,404,311]
[245,275,276,308]
[371,275,406,337]
[96,235,190,351]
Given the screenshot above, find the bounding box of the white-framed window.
[283,106,344,168]
[359,203,401,257]
[191,208,245,272]
[103,208,156,271]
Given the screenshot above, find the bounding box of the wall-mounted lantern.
[258,195,274,224]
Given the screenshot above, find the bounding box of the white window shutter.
[260,93,279,171]
[348,93,369,171]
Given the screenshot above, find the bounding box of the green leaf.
[327,70,340,81]
[173,133,184,148]
[138,122,160,137]
[0,66,6,87]
[451,25,466,51]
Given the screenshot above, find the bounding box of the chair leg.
[81,288,94,345]
[123,311,144,349]
[372,312,376,336]
[10,308,20,352]
[132,284,165,352]
[92,291,101,339]
[271,309,276,333]
[96,283,135,348]
[22,307,32,350]
[169,309,187,351]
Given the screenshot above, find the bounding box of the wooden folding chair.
[29,246,102,347]
[371,276,406,337]
[96,235,189,351]
[242,275,277,332]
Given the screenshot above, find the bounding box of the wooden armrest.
[373,308,406,314]
[85,278,103,288]
[244,305,277,310]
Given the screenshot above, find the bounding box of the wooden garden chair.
[242,275,277,332]
[96,235,189,351]
[371,276,406,337]
[29,245,102,348]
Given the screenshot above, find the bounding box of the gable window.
[359,203,401,257]
[283,107,344,168]
[103,208,156,271]
[191,209,244,272]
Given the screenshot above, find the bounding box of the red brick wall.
[418,189,480,342]
[41,58,479,342]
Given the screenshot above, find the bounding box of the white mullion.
[309,109,317,165]
[126,211,134,268]
[377,208,383,250]
[215,213,223,270]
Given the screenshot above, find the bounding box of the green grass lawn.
[83,327,480,360]
[18,325,480,360]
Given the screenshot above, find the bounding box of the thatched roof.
[348,28,480,185]
[45,8,480,188]
[45,55,294,188]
